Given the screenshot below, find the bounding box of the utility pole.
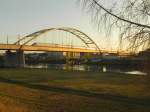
[7,35,8,44]
[17,34,20,45]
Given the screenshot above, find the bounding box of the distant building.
[63,52,81,59]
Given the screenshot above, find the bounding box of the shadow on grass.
[0,76,150,107]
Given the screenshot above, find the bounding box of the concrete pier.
[5,50,25,67]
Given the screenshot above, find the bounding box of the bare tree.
[79,0,150,52]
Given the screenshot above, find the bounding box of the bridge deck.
[0,44,100,53]
[0,44,131,56]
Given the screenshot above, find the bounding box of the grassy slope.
[0,68,150,112]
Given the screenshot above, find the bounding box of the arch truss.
[14,27,101,52]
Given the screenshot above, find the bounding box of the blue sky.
[0,0,118,49]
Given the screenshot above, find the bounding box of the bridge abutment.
[5,50,25,67]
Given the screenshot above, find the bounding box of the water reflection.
[25,64,148,76]
[124,71,147,76]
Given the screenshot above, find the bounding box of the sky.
[0,0,119,50]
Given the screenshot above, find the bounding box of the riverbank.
[0,68,150,112]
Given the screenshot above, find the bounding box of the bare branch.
[79,0,150,52]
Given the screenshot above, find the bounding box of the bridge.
[0,27,130,67]
[0,44,100,53]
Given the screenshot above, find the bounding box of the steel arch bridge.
[14,27,101,52]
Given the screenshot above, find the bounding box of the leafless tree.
[79,0,150,52]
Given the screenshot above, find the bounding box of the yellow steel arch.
[14,27,101,52]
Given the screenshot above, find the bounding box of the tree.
[79,0,150,52]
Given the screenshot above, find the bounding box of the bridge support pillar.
[5,50,25,67]
[64,52,81,65]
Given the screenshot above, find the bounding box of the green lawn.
[0,68,150,112]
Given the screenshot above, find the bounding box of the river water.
[25,64,148,76]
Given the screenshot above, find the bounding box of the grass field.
[0,68,150,112]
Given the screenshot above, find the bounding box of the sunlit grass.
[0,68,150,112]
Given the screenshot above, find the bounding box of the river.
[25,64,148,76]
